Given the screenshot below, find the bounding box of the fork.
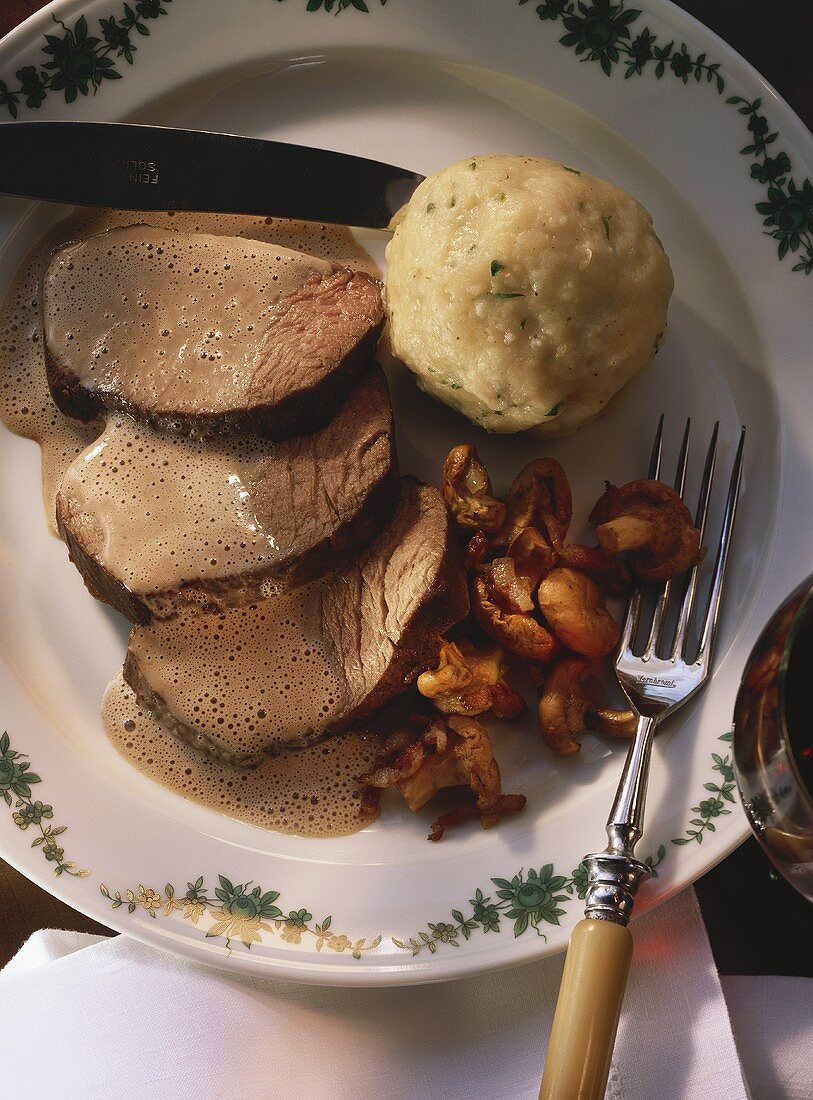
[539,416,746,1100]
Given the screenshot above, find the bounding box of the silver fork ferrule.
[582,853,651,926]
[582,713,657,926]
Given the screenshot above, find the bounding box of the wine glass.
[733,576,813,901]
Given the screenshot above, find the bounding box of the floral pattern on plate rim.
[0,0,810,271]
[0,4,173,112]
[1,728,735,957]
[99,877,383,956]
[0,731,89,878]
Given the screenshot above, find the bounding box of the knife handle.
[539,918,633,1100]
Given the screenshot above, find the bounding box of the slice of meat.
[122,479,470,763]
[42,225,384,439]
[56,367,398,624]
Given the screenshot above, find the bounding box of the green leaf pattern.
[296,0,387,12]
[394,845,667,955]
[0,730,88,877]
[672,731,737,845]
[2,723,742,958]
[0,4,172,115]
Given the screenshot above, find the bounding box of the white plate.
[0,0,810,986]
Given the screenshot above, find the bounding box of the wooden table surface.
[0,0,811,973]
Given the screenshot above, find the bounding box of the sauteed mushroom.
[417,640,526,719]
[537,655,635,756]
[585,708,638,738]
[442,445,505,532]
[359,714,526,840]
[560,543,632,597]
[508,526,558,589]
[590,479,701,582]
[494,458,572,552]
[537,566,620,657]
[490,556,535,613]
[472,573,560,663]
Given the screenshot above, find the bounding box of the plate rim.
[0,0,810,985]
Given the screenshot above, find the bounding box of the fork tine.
[648,413,665,479]
[619,586,642,654]
[696,426,746,662]
[673,419,691,497]
[643,418,691,658]
[670,421,719,660]
[620,414,664,652]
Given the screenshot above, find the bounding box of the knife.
[0,121,424,230]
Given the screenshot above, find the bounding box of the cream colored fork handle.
[539,918,633,1100]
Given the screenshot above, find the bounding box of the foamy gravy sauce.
[0,209,383,837]
[104,673,380,837]
[128,595,345,760]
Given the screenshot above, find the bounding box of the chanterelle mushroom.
[494,458,573,552]
[537,566,620,657]
[417,639,526,719]
[589,479,701,582]
[358,714,526,841]
[508,527,558,589]
[472,572,560,664]
[537,655,635,756]
[442,445,505,532]
[560,543,632,597]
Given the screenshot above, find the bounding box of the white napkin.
[0,887,790,1100]
[721,975,813,1100]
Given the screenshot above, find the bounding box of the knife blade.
[0,121,424,230]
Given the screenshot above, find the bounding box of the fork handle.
[539,917,633,1100]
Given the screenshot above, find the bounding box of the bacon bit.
[429,794,527,842]
[359,784,382,818]
[465,528,489,572]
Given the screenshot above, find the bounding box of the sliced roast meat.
[123,479,470,762]
[43,225,384,439]
[57,367,398,624]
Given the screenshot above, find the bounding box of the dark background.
[0,0,810,972]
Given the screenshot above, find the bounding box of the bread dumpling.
[385,155,673,436]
